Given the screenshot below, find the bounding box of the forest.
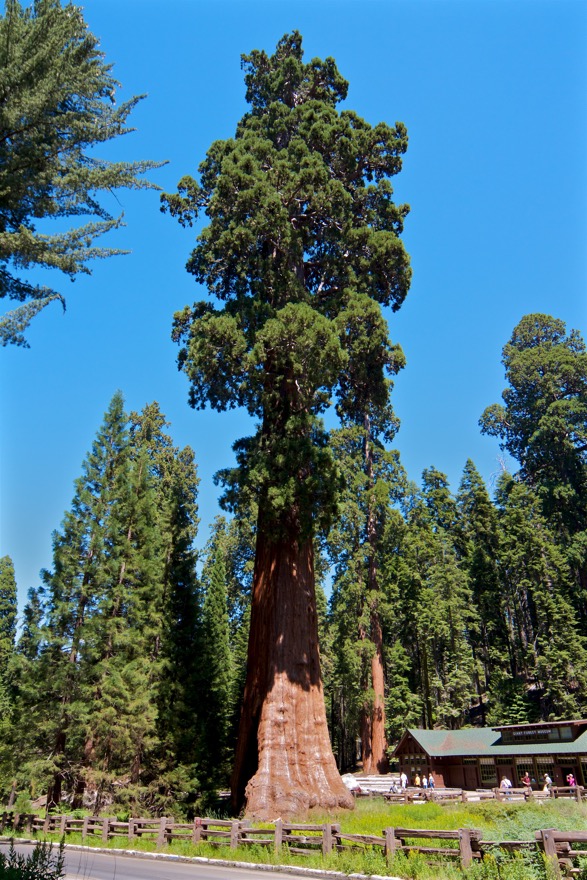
[1,308,585,818]
[1,1,586,821]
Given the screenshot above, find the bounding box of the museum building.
[393,720,587,789]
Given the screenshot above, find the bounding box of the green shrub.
[0,841,64,879]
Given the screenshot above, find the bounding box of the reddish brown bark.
[359,414,389,774]
[231,514,354,819]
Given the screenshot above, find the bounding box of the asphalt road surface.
[0,842,330,880]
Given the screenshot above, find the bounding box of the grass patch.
[9,798,587,880]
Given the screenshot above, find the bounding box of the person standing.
[428,773,435,790]
[400,771,408,790]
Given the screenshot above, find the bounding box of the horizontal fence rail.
[1,811,586,876]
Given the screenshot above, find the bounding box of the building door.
[464,764,478,790]
[560,764,579,787]
[497,765,514,789]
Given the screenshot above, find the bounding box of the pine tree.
[0,0,163,345]
[10,394,202,813]
[0,556,17,797]
[455,460,506,723]
[395,470,477,729]
[163,30,411,818]
[199,541,234,800]
[494,474,587,721]
[0,556,17,719]
[128,404,201,814]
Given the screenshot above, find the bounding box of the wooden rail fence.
[1,811,586,876]
[381,785,586,805]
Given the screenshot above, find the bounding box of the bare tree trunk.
[231,511,353,819]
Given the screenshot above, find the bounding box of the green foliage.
[6,394,201,815]
[164,30,411,541]
[0,556,17,720]
[0,0,163,345]
[0,841,64,880]
[480,314,587,618]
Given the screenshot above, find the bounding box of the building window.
[496,757,513,765]
[479,758,497,786]
[463,758,477,765]
[514,758,534,783]
[536,757,555,781]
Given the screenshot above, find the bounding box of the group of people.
[393,771,434,791]
[501,772,558,792]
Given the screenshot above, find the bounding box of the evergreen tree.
[199,541,234,799]
[0,556,17,797]
[326,429,406,772]
[163,30,411,818]
[128,404,201,815]
[10,394,201,814]
[480,314,587,619]
[455,460,506,723]
[0,556,17,718]
[395,471,477,729]
[0,0,163,345]
[494,474,587,721]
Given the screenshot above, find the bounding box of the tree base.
[241,669,354,820]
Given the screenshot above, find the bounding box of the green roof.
[397,727,587,758]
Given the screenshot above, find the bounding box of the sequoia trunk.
[231,512,354,819]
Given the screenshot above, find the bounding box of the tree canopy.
[0,0,162,345]
[164,30,411,817]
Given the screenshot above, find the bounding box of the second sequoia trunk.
[231,511,353,819]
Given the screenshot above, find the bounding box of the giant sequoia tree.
[163,32,411,817]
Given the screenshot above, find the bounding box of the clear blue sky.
[2,0,586,607]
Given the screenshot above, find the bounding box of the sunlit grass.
[13,798,587,880]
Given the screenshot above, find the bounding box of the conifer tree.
[0,556,16,718]
[326,429,406,772]
[455,460,506,723]
[0,0,163,345]
[128,403,201,814]
[494,474,587,721]
[395,470,477,729]
[199,542,234,798]
[163,30,411,818]
[0,556,17,795]
[480,314,587,620]
[10,394,201,813]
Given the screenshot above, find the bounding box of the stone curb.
[0,836,402,880]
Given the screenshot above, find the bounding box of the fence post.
[384,827,397,864]
[322,823,332,855]
[540,829,561,879]
[59,814,67,836]
[274,818,282,854]
[82,816,89,840]
[24,814,33,834]
[461,789,467,803]
[156,817,167,847]
[102,818,110,843]
[459,828,473,868]
[230,820,239,849]
[128,818,135,841]
[576,786,583,804]
[192,818,202,844]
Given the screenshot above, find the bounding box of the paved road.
[0,842,331,880]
